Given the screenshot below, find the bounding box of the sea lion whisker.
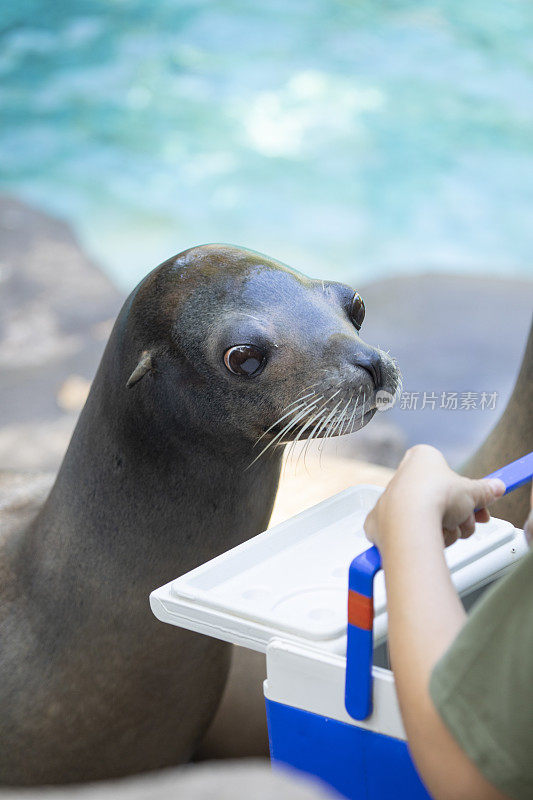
[276,384,320,414]
[317,399,344,454]
[340,392,354,437]
[254,403,314,462]
[320,401,350,462]
[293,400,333,471]
[301,429,313,473]
[253,387,320,450]
[259,380,322,429]
[279,397,321,477]
[285,407,315,467]
[349,387,363,434]
[394,374,404,400]
[347,387,361,434]
[306,390,342,436]
[335,409,349,452]
[262,399,319,457]
[248,398,319,467]
[341,392,354,437]
[317,391,346,466]
[330,395,352,438]
[329,398,352,441]
[282,379,323,403]
[308,407,331,449]
[310,389,343,445]
[327,404,347,443]
[303,389,345,470]
[287,395,327,470]
[322,399,343,444]
[306,407,330,449]
[323,399,344,446]
[254,392,317,447]
[270,390,332,460]
[284,396,327,467]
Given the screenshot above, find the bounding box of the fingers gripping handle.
[345,545,382,720]
[344,451,533,722]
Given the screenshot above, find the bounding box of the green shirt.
[430,546,533,800]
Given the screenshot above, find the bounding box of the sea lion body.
[461,320,533,527]
[0,245,399,785]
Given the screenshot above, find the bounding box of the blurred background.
[1,0,532,477]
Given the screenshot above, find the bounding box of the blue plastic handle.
[484,451,533,495]
[345,450,533,721]
[345,546,382,720]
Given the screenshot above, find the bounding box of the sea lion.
[0,244,400,785]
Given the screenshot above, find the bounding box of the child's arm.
[364,445,508,800]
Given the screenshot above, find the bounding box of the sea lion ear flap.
[126,350,154,388]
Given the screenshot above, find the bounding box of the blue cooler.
[150,484,527,800]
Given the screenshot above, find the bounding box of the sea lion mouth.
[251,347,401,465]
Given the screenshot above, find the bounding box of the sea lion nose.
[354,348,382,389]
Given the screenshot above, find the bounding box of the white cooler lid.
[150,484,526,654]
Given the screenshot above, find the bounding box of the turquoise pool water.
[1,0,532,289]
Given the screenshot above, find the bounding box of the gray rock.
[358,273,533,467]
[0,469,54,539]
[0,418,77,473]
[0,194,121,469]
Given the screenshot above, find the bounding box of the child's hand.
[364,444,506,551]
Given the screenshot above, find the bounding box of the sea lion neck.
[19,341,282,590]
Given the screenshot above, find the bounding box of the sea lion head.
[123,244,401,456]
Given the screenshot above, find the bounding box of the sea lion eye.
[224,344,266,377]
[349,292,365,331]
